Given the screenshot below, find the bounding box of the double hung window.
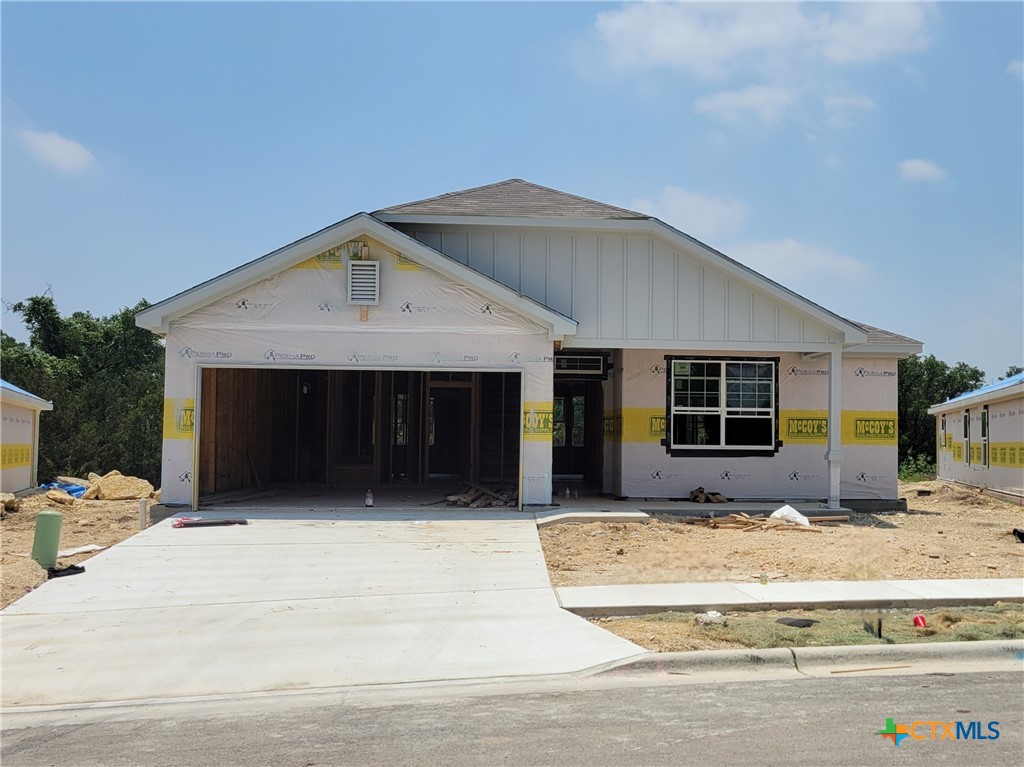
[667,358,778,454]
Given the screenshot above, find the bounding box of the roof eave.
[843,342,924,359]
[0,388,54,411]
[928,382,1024,413]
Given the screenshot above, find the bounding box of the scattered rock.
[0,493,18,511]
[152,489,161,503]
[87,472,102,483]
[82,484,101,500]
[96,474,153,501]
[45,489,75,505]
[102,470,122,479]
[616,548,625,556]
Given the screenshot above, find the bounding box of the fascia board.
[0,388,54,411]
[563,338,847,354]
[927,383,1024,414]
[377,213,868,345]
[842,342,924,358]
[136,213,577,339]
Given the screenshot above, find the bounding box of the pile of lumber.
[677,512,849,532]
[442,484,518,509]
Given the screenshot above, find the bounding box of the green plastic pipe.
[31,510,63,570]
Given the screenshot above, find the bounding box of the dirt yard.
[0,493,168,609]
[3,479,1021,611]
[540,481,1024,587]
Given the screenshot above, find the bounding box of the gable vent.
[347,261,380,305]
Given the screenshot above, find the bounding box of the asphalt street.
[3,670,1021,767]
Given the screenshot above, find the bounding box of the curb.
[589,639,1024,678]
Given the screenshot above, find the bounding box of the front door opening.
[552,380,603,482]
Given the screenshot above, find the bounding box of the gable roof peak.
[374,178,649,220]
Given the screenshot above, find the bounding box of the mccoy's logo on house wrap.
[431,351,479,364]
[855,418,896,440]
[179,347,232,359]
[523,404,553,440]
[317,300,346,312]
[877,717,1000,747]
[720,471,752,481]
[855,367,896,377]
[347,352,398,364]
[163,398,195,440]
[178,471,192,483]
[650,363,667,374]
[234,298,272,311]
[603,416,622,437]
[264,349,317,361]
[400,301,436,314]
[649,415,666,437]
[787,366,829,376]
[787,417,828,438]
[176,405,194,433]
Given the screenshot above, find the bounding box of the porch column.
[826,345,844,509]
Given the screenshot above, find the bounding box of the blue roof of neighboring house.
[940,372,1024,407]
[0,378,53,408]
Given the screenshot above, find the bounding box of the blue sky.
[3,1,1022,381]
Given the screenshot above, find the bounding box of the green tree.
[897,354,985,472]
[1000,365,1023,379]
[1,293,164,484]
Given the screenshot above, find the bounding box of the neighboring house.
[136,179,921,510]
[927,372,1024,503]
[0,379,53,493]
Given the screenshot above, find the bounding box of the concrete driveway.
[1,510,642,708]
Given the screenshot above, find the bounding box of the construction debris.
[689,487,727,503]
[42,470,158,502]
[439,483,519,508]
[675,511,848,532]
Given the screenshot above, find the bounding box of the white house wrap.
[138,180,921,510]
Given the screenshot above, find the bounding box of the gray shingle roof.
[375,179,649,219]
[853,323,922,345]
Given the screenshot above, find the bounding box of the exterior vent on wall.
[555,354,607,377]
[347,261,380,305]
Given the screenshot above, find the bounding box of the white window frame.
[666,357,778,454]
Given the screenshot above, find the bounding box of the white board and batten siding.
[395,225,839,349]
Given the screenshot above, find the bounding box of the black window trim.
[663,354,782,458]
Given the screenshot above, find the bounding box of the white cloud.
[21,129,95,171]
[728,238,869,290]
[899,158,946,182]
[628,186,748,243]
[823,93,875,127]
[591,3,812,79]
[1008,59,1024,80]
[695,85,796,125]
[588,2,935,78]
[818,3,933,64]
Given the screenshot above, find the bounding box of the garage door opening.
[197,369,521,501]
